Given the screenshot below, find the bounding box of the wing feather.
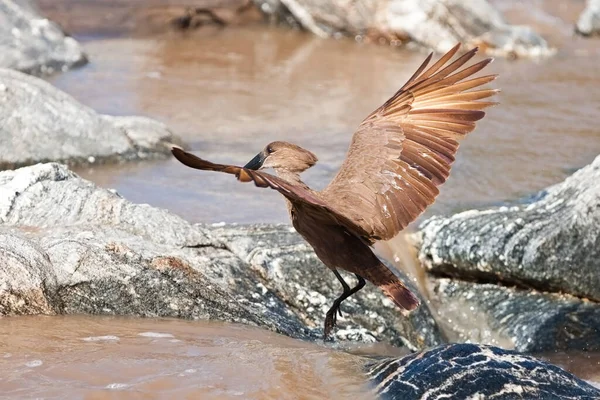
[322,44,497,241]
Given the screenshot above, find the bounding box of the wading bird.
[172,43,498,338]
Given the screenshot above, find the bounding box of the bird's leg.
[324,272,367,338]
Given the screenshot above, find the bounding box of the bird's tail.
[364,263,420,311]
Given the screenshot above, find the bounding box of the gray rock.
[0,162,443,349]
[413,154,600,352]
[254,0,553,57]
[367,343,600,399]
[576,0,600,36]
[0,68,182,170]
[430,279,600,353]
[416,154,600,301]
[0,0,86,75]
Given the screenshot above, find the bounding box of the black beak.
[243,152,266,170]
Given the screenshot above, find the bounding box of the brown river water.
[3,0,600,398]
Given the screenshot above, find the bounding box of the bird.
[171,43,498,338]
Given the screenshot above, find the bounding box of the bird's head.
[244,141,318,173]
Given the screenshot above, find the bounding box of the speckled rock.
[367,343,600,399]
[0,68,182,170]
[0,0,86,74]
[413,155,600,352]
[576,0,600,36]
[430,279,600,353]
[0,163,442,349]
[207,224,443,349]
[254,0,552,57]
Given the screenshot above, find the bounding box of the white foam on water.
[82,335,120,342]
[106,383,129,390]
[137,332,174,338]
[25,360,43,368]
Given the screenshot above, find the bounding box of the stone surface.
[416,154,600,301]
[0,68,182,170]
[254,0,552,57]
[576,0,600,36]
[430,279,600,353]
[0,0,86,75]
[0,163,443,349]
[367,343,600,399]
[412,155,600,352]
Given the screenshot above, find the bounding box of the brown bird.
[172,43,498,338]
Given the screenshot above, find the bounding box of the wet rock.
[0,163,442,349]
[367,343,600,399]
[207,224,443,349]
[576,0,600,36]
[0,68,182,170]
[254,0,552,57]
[430,279,600,353]
[413,155,600,352]
[0,0,86,75]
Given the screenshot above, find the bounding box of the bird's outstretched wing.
[171,147,369,234]
[321,43,498,242]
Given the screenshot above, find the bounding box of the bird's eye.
[266,146,274,154]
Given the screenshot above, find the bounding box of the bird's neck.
[274,168,308,188]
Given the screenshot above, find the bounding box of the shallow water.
[0,316,598,399]
[44,4,600,225]
[0,316,373,400]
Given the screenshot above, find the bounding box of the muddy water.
[47,9,600,224]
[17,0,600,396]
[0,316,373,399]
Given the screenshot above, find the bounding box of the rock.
[576,0,600,36]
[254,0,553,57]
[0,0,86,75]
[0,162,443,349]
[207,224,443,349]
[430,279,600,353]
[413,155,600,352]
[0,68,182,170]
[367,343,600,399]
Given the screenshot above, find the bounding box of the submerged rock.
[0,0,86,74]
[576,0,600,36]
[254,0,552,57]
[0,68,182,170]
[0,163,443,349]
[413,155,600,352]
[367,343,600,399]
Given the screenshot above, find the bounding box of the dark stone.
[367,343,600,399]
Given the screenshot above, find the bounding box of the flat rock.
[576,0,600,36]
[413,155,600,352]
[0,0,86,75]
[367,343,600,399]
[255,0,553,57]
[0,68,182,170]
[0,162,443,349]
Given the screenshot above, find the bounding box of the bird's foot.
[323,307,339,339]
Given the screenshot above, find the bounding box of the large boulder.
[0,68,182,170]
[413,155,600,352]
[0,162,443,349]
[576,0,600,36]
[254,0,552,57]
[367,343,600,399]
[0,0,86,74]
